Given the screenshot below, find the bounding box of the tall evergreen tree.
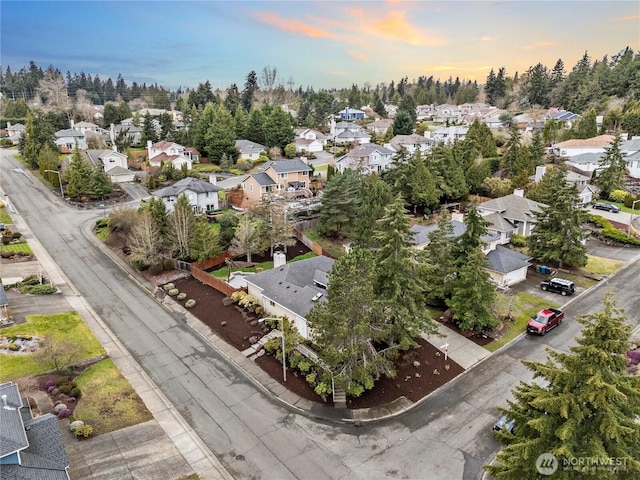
[63,146,92,197]
[264,106,295,149]
[316,170,362,238]
[306,247,395,398]
[241,70,259,112]
[21,111,41,169]
[594,134,626,199]
[190,217,222,263]
[373,194,438,349]
[501,124,522,176]
[528,164,588,268]
[205,104,237,163]
[88,165,113,199]
[406,151,439,214]
[352,175,393,248]
[421,210,457,307]
[485,293,640,480]
[246,107,267,145]
[392,110,414,135]
[446,247,497,331]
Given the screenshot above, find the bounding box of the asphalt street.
[2,148,639,480]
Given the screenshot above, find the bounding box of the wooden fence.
[189,251,244,297]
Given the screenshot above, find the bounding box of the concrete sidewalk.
[422,323,491,370]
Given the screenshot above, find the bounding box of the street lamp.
[628,199,640,237]
[44,170,64,199]
[258,317,287,382]
[99,203,106,218]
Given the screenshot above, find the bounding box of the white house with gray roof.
[245,255,335,339]
[151,176,222,213]
[477,190,546,240]
[0,382,70,479]
[335,144,394,174]
[235,139,267,161]
[85,148,136,183]
[386,134,435,154]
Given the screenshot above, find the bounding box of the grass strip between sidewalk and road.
[73,358,153,435]
[1,242,34,255]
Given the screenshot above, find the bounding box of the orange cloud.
[522,41,556,51]
[348,50,368,62]
[253,11,335,38]
[373,10,444,46]
[617,14,640,20]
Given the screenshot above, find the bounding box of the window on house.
[270,300,275,306]
[249,184,253,192]
[302,171,308,176]
[280,173,288,179]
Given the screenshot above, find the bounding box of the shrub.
[231,291,247,303]
[163,283,175,291]
[131,259,149,271]
[74,424,94,438]
[148,261,164,275]
[298,360,312,373]
[69,420,84,432]
[44,380,55,389]
[314,382,332,398]
[163,258,175,270]
[0,138,13,147]
[509,234,527,247]
[239,294,258,311]
[95,218,109,229]
[624,193,637,209]
[168,288,179,296]
[264,338,280,353]
[255,306,264,316]
[9,343,19,351]
[177,292,187,301]
[288,353,304,369]
[58,408,71,418]
[20,283,57,295]
[185,299,196,308]
[69,387,81,399]
[305,372,317,385]
[609,190,627,203]
[626,349,640,366]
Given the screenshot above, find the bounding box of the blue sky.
[2,1,639,91]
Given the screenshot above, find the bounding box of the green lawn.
[485,293,559,352]
[0,312,106,382]
[585,255,624,276]
[0,243,33,255]
[73,358,153,435]
[0,207,12,224]
[305,229,345,258]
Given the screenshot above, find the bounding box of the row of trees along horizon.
[2,45,639,128]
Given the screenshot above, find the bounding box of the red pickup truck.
[527,308,564,335]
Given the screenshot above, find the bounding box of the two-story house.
[219,159,313,208]
[146,140,193,170]
[55,128,87,152]
[85,147,136,183]
[477,190,546,242]
[5,122,25,145]
[329,120,371,145]
[386,134,434,154]
[335,144,395,174]
[151,175,222,213]
[427,125,469,144]
[294,128,327,153]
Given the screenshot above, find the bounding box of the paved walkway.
[422,323,491,370]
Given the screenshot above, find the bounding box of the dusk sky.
[2,1,639,92]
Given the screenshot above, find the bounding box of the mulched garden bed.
[170,276,465,409]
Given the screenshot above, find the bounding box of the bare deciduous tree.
[130,210,163,266]
[37,71,70,112]
[38,337,81,372]
[229,214,265,262]
[169,194,196,260]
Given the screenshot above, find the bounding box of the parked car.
[493,415,515,435]
[593,203,620,213]
[540,278,575,296]
[527,308,564,335]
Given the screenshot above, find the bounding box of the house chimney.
[513,189,524,197]
[273,251,286,268]
[147,140,152,160]
[2,395,7,407]
[70,119,75,130]
[209,174,217,185]
[535,165,547,183]
[7,122,11,130]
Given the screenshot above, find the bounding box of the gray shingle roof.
[264,159,312,173]
[410,220,466,246]
[152,177,222,198]
[235,139,267,154]
[566,152,605,165]
[486,246,532,274]
[0,382,27,457]
[478,194,546,223]
[55,129,84,138]
[622,138,640,153]
[246,256,335,319]
[250,172,278,187]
